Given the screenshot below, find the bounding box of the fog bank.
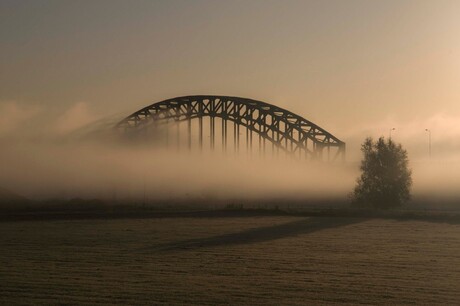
[1,101,460,206]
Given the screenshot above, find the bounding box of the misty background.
[1,0,460,204]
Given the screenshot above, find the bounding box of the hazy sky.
[2,0,460,200]
[1,0,460,156]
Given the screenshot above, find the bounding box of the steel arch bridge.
[116,95,345,161]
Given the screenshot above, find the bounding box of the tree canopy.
[352,137,412,209]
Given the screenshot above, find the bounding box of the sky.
[2,1,459,117]
[1,0,460,199]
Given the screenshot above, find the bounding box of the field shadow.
[391,215,460,225]
[150,217,365,252]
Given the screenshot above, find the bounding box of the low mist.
[1,101,460,209]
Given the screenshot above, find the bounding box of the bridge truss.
[116,95,345,161]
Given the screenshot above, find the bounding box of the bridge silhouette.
[116,95,345,161]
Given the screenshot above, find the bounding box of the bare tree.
[352,137,412,209]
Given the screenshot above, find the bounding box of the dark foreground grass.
[1,214,460,304]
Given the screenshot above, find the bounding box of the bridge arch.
[116,95,345,161]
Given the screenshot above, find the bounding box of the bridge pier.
[199,117,203,151]
[188,119,191,152]
[222,118,227,153]
[211,117,215,151]
[176,120,180,151]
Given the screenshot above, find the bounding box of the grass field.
[1,214,459,304]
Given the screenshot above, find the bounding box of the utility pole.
[425,129,431,159]
[389,127,396,140]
